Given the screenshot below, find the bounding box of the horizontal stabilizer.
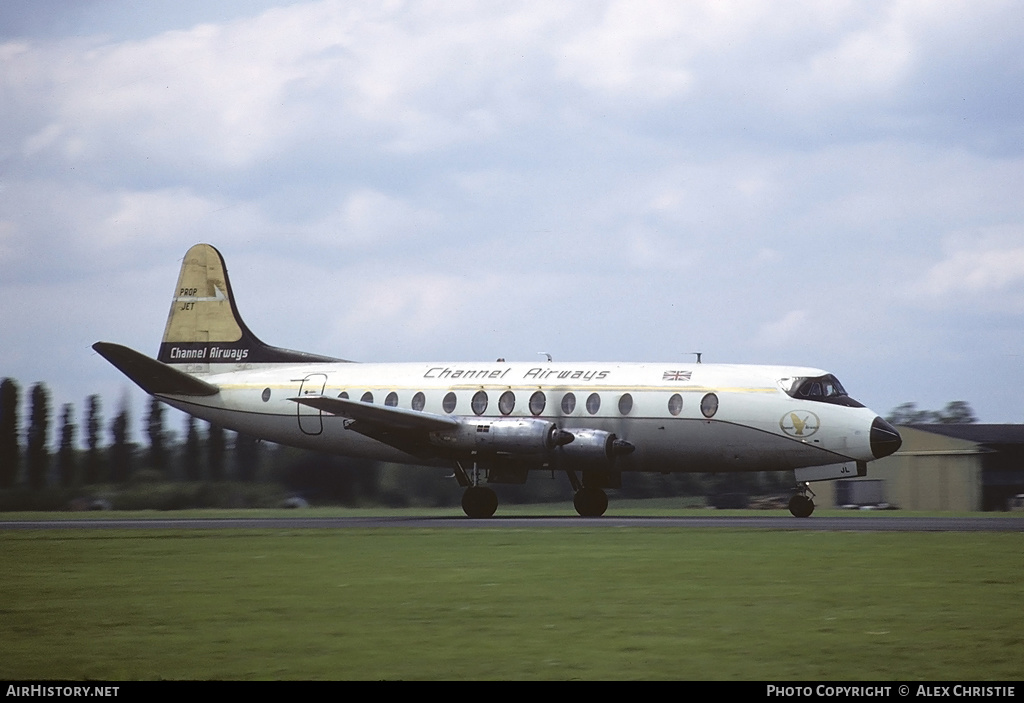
[290,395,459,432]
[93,342,220,397]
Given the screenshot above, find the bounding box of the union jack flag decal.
[662,370,692,381]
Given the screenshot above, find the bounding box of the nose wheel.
[788,483,815,518]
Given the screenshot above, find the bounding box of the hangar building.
[814,425,1024,511]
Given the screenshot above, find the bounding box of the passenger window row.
[324,389,719,418]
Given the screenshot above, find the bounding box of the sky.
[2,0,1023,447]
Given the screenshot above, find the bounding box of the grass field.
[2,517,1022,680]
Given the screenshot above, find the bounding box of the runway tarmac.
[2,515,1023,531]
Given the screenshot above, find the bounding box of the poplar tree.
[235,433,260,482]
[27,383,50,490]
[207,423,226,481]
[84,395,102,483]
[183,415,202,481]
[109,402,132,483]
[58,403,77,486]
[0,378,18,487]
[146,397,166,475]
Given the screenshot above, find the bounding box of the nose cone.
[870,417,902,459]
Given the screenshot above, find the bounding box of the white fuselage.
[158,360,880,474]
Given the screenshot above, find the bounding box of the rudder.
[158,243,344,367]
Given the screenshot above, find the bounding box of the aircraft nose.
[870,417,902,459]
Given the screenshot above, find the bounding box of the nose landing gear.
[788,483,815,518]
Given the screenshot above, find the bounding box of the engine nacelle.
[429,418,573,455]
[557,428,635,465]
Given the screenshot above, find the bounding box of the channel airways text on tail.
[93,243,902,518]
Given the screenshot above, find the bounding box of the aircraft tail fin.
[158,243,344,366]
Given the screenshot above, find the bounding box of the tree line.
[0,377,267,489]
[885,400,978,425]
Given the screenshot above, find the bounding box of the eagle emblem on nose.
[780,411,820,438]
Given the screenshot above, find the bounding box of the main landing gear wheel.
[788,494,814,518]
[573,487,609,517]
[462,486,498,519]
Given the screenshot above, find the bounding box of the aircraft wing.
[290,394,460,459]
[290,395,459,432]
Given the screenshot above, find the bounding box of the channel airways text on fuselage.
[424,366,611,382]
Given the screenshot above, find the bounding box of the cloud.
[4,0,1019,185]
[305,189,441,249]
[914,231,1024,302]
[756,310,810,348]
[0,180,263,280]
[0,2,578,172]
[330,272,468,341]
[555,1,707,101]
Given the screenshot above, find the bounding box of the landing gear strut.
[565,470,609,517]
[455,460,499,519]
[788,482,815,518]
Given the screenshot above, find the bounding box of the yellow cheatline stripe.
[216,382,777,394]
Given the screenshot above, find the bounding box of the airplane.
[93,243,903,518]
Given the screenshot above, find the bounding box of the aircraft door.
[297,373,328,435]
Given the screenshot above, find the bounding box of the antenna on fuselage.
[538,352,552,362]
[690,352,702,364]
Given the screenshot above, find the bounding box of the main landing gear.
[573,486,608,517]
[454,461,612,518]
[455,461,499,519]
[459,482,609,518]
[462,485,498,519]
[788,482,815,518]
[565,470,608,517]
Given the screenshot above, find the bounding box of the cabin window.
[561,392,576,415]
[261,388,271,402]
[586,393,601,415]
[338,391,349,399]
[442,392,457,413]
[472,390,488,416]
[361,391,374,404]
[618,393,633,415]
[668,393,683,416]
[700,392,718,418]
[412,392,426,412]
[529,391,546,416]
[499,391,515,415]
[385,392,398,407]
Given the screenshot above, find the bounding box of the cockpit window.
[785,374,864,408]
